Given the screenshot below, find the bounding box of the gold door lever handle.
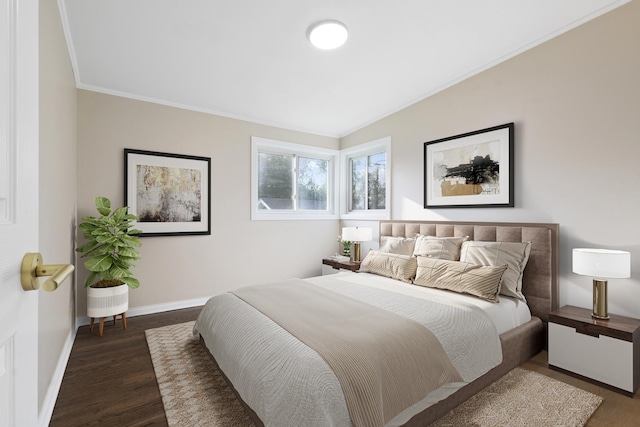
[21,252,75,292]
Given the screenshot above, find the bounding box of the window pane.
[368,152,386,210]
[297,157,328,210]
[351,157,366,210]
[258,152,294,210]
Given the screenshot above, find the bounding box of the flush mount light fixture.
[307,20,349,50]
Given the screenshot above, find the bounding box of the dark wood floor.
[50,307,202,427]
[50,307,640,426]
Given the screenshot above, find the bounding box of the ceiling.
[60,0,628,138]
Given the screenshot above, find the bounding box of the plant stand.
[89,312,127,337]
[87,284,129,336]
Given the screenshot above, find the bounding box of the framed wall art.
[424,123,514,208]
[124,149,211,236]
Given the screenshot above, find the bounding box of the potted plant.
[338,235,353,257]
[76,196,142,333]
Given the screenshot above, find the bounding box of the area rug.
[146,321,254,426]
[430,368,602,427]
[146,321,602,427]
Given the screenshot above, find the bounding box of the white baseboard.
[75,296,209,327]
[38,328,76,427]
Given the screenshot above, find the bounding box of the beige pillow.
[412,235,469,260]
[379,236,416,256]
[459,241,531,301]
[414,257,507,303]
[359,251,417,283]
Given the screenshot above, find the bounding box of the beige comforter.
[232,279,462,427]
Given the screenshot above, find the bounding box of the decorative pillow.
[414,257,507,303]
[379,236,416,256]
[359,251,417,283]
[412,235,469,260]
[459,241,532,301]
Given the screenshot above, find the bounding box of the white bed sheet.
[328,271,531,335]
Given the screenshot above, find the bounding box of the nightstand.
[321,258,360,275]
[548,305,640,396]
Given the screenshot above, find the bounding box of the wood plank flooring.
[50,307,640,426]
[50,307,201,427]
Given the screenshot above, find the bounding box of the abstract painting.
[424,123,514,208]
[125,149,211,236]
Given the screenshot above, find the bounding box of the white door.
[0,0,39,426]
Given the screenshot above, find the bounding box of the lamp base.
[592,279,610,320]
[353,242,362,263]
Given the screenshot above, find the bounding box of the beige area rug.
[146,321,602,427]
[430,368,602,427]
[146,321,254,426]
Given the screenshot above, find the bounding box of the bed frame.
[202,220,559,426]
[380,221,558,425]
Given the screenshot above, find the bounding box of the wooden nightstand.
[548,305,640,396]
[321,258,360,275]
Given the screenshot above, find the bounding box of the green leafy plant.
[76,196,142,288]
[338,235,352,253]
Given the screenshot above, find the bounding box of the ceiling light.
[307,20,348,50]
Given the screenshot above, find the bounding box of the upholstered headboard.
[379,221,559,323]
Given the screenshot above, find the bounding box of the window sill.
[339,210,390,221]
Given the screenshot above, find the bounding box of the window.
[252,137,338,220]
[341,137,390,219]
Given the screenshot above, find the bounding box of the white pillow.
[412,235,469,260]
[379,236,416,256]
[459,241,531,301]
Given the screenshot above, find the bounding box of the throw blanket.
[232,279,463,427]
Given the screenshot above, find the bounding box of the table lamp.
[341,227,372,263]
[572,248,631,320]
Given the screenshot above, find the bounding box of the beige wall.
[38,0,77,417]
[76,91,340,318]
[342,1,640,318]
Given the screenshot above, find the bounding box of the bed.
[194,220,559,426]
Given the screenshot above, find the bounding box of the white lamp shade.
[572,248,631,279]
[341,227,372,242]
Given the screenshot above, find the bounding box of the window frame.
[340,137,391,220]
[251,136,339,220]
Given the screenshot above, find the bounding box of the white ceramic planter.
[87,284,129,318]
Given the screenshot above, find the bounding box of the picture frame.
[424,123,514,208]
[124,149,211,236]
